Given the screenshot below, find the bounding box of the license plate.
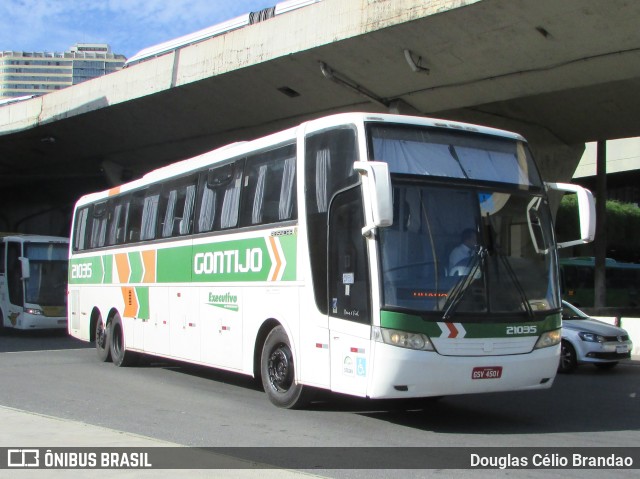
[472,366,503,380]
[616,345,629,354]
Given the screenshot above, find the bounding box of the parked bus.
[560,257,640,307]
[67,113,594,408]
[0,234,69,331]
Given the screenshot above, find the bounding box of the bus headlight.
[24,308,44,315]
[374,327,434,351]
[534,329,561,349]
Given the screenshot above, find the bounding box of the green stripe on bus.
[380,310,561,338]
[191,237,274,283]
[156,246,192,283]
[279,234,297,281]
[136,287,150,320]
[69,233,298,285]
[69,256,104,285]
[129,252,144,283]
[103,255,113,284]
[380,311,442,336]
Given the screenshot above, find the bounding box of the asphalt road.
[1,330,638,477]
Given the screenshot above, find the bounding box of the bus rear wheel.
[109,314,138,367]
[260,326,310,409]
[95,316,111,362]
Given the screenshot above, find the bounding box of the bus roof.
[73,112,526,207]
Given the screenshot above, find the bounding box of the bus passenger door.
[144,286,170,355]
[5,241,24,326]
[328,188,371,397]
[169,287,200,362]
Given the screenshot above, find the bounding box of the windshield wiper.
[442,246,485,321]
[497,253,534,318]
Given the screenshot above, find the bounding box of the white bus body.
[0,234,69,330]
[68,113,594,407]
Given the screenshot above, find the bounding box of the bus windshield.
[369,124,559,317]
[23,242,68,306]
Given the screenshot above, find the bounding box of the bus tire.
[95,316,111,362]
[109,314,138,367]
[260,325,310,409]
[558,340,577,373]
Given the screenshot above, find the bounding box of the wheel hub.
[268,345,292,392]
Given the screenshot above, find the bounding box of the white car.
[559,300,633,373]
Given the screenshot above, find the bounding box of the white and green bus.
[0,234,69,331]
[68,113,594,408]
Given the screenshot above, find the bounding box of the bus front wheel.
[109,314,138,367]
[260,326,310,409]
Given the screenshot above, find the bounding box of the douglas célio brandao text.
[470,452,634,469]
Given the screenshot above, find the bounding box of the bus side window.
[140,192,160,241]
[196,178,218,233]
[305,126,359,314]
[196,161,243,233]
[159,177,196,238]
[241,144,296,227]
[219,163,244,229]
[89,202,108,249]
[107,200,130,246]
[73,207,90,251]
[125,192,145,243]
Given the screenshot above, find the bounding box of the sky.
[1,0,278,59]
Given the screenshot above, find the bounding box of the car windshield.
[24,243,68,306]
[562,302,588,320]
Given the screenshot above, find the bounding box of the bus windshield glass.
[369,124,559,317]
[23,242,68,306]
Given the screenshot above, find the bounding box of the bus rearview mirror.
[19,256,30,280]
[354,161,393,236]
[546,182,596,249]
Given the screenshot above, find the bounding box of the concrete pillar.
[526,139,585,215]
[594,141,607,307]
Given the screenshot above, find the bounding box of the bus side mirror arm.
[546,182,596,249]
[354,161,393,237]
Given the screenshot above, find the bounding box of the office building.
[0,43,125,99]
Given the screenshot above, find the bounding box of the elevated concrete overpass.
[2,0,640,234]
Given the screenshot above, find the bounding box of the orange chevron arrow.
[268,236,282,281]
[121,287,138,318]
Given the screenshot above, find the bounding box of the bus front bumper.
[367,343,559,399]
[16,311,68,330]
